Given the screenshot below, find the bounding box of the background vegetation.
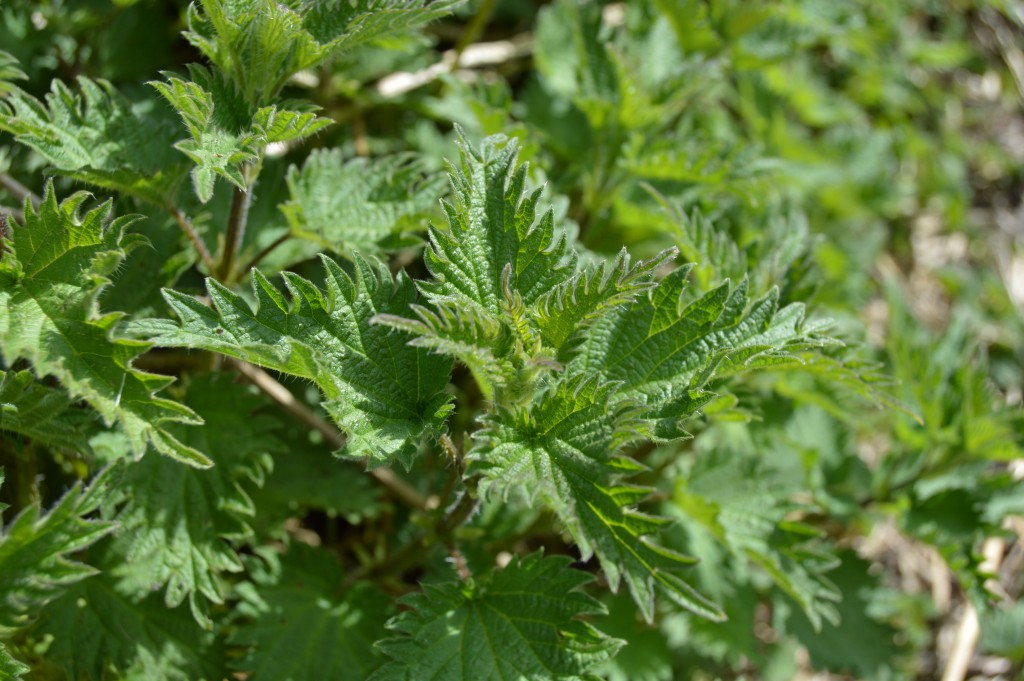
[1,1,1022,679]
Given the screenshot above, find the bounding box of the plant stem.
[452,0,498,68]
[238,231,290,276]
[0,172,41,210]
[343,478,480,587]
[218,175,252,283]
[227,358,429,512]
[167,205,216,271]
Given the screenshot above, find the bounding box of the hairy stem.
[167,205,216,271]
[0,172,41,210]
[238,231,290,276]
[218,176,252,283]
[227,358,429,512]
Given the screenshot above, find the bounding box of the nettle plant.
[0,2,904,679]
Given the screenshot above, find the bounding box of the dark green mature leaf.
[0,370,94,454]
[281,150,443,256]
[34,571,224,681]
[785,552,904,678]
[470,374,723,623]
[0,186,208,466]
[104,375,277,626]
[0,77,185,204]
[371,552,621,681]
[0,642,28,681]
[0,466,118,635]
[252,443,382,527]
[674,450,841,630]
[185,0,460,105]
[232,543,391,680]
[138,254,453,468]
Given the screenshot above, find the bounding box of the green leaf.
[0,77,186,203]
[980,602,1024,662]
[151,65,261,202]
[137,254,453,468]
[0,466,119,635]
[0,50,27,96]
[280,150,443,256]
[231,543,391,680]
[252,442,382,527]
[185,0,461,105]
[0,185,208,466]
[104,375,276,626]
[377,131,577,403]
[33,570,224,681]
[571,266,833,440]
[784,552,904,678]
[253,105,332,145]
[469,374,723,623]
[533,0,620,128]
[421,130,575,316]
[674,450,841,630]
[371,552,621,681]
[0,370,95,454]
[534,247,676,351]
[0,644,28,681]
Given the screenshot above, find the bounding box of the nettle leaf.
[0,77,185,203]
[0,50,27,95]
[0,370,95,454]
[371,552,621,681]
[469,375,723,623]
[674,451,841,630]
[253,104,332,144]
[0,186,207,466]
[185,0,460,105]
[534,247,675,352]
[0,642,28,681]
[376,131,580,402]
[281,150,443,256]
[571,267,833,440]
[34,570,224,681]
[151,65,261,202]
[0,466,119,635]
[105,375,277,626]
[421,131,575,315]
[138,254,453,468]
[232,543,391,680]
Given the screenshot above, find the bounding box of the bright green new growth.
[0,186,208,466]
[150,64,333,202]
[371,552,621,681]
[184,0,461,105]
[374,132,853,624]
